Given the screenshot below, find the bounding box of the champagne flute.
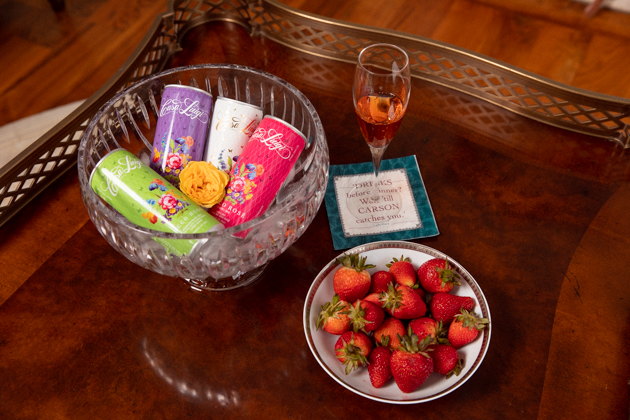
[353,43,410,204]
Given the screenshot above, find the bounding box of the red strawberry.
[345,299,385,333]
[387,256,417,287]
[380,283,427,319]
[333,253,374,303]
[334,331,373,374]
[448,309,489,349]
[363,292,383,308]
[429,292,475,325]
[369,270,394,294]
[417,258,461,293]
[409,317,447,344]
[414,286,426,301]
[390,330,434,393]
[316,294,351,335]
[367,342,392,388]
[429,343,463,377]
[374,317,405,350]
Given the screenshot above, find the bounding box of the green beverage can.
[90,148,224,257]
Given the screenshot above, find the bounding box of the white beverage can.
[203,97,263,172]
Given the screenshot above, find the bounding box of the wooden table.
[1,2,630,419]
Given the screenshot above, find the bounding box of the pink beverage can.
[150,84,213,187]
[210,115,306,230]
[203,97,263,172]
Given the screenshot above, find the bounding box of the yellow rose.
[178,161,230,208]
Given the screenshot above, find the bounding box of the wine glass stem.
[369,144,387,202]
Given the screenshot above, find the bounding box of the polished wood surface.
[1,1,630,419]
[2,0,630,305]
[0,0,168,302]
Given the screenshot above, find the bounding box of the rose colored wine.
[355,92,405,148]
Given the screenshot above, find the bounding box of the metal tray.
[1,0,629,228]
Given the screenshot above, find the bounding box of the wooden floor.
[283,0,630,97]
[1,0,630,303]
[1,0,630,127]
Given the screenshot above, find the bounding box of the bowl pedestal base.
[183,263,268,292]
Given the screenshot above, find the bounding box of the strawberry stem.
[446,358,464,379]
[342,301,373,333]
[396,327,432,357]
[337,335,369,374]
[454,309,490,331]
[316,294,346,330]
[386,255,410,268]
[336,253,375,272]
[436,258,462,288]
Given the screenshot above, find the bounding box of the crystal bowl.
[78,64,329,291]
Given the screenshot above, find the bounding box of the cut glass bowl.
[77,64,329,291]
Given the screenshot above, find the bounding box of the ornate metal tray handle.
[1,0,629,228]
[245,0,630,147]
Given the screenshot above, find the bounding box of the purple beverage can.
[150,84,213,187]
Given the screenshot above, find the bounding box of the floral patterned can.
[203,97,263,172]
[209,116,306,231]
[90,149,224,257]
[150,84,213,187]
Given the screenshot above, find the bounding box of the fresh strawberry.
[369,270,394,294]
[429,292,475,325]
[334,331,373,374]
[429,343,463,377]
[414,286,426,301]
[417,257,461,293]
[345,299,385,333]
[316,294,351,335]
[333,253,374,303]
[409,317,447,344]
[367,341,392,388]
[448,309,489,349]
[374,317,406,350]
[390,330,434,393]
[387,256,417,287]
[380,283,427,319]
[363,292,383,307]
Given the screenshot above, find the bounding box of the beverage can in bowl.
[209,116,306,232]
[90,149,223,256]
[150,84,213,187]
[204,97,263,172]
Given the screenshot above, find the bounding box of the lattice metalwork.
[247,0,630,147]
[1,0,630,228]
[404,50,630,141]
[0,12,179,227]
[250,3,368,60]
[170,0,252,36]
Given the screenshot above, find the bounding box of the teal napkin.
[324,155,439,250]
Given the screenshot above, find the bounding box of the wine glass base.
[183,264,268,292]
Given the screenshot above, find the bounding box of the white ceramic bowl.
[303,241,491,404]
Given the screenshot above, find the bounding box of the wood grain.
[0,0,166,304]
[539,184,630,419]
[0,0,167,125]
[0,6,629,419]
[280,0,630,97]
[1,0,630,311]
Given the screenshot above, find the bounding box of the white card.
[333,168,422,237]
